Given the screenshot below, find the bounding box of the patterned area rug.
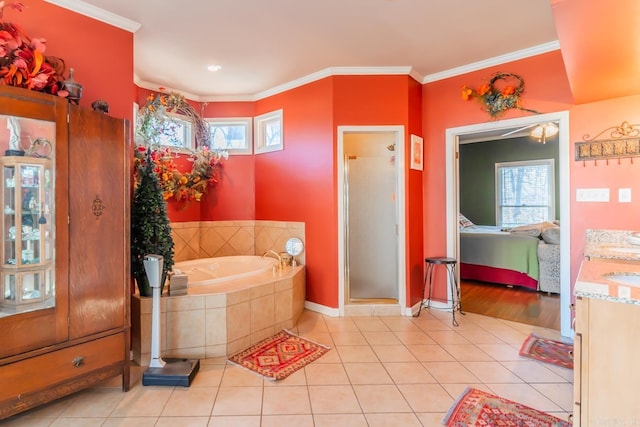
[443,387,571,427]
[227,330,330,381]
[519,333,574,369]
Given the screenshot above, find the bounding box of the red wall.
[422,51,574,300]
[7,0,134,122]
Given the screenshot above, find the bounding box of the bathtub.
[174,255,278,287]
[131,255,305,366]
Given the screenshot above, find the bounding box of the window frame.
[254,109,283,154]
[495,158,555,227]
[206,117,253,155]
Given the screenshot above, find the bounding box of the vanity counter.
[575,258,640,304]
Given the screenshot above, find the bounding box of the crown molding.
[44,0,141,32]
[422,40,561,83]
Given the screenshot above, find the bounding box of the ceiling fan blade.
[501,124,536,137]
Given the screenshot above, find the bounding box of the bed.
[459,225,541,290]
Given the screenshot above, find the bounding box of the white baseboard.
[304,300,340,317]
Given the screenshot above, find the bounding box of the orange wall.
[422,51,574,300]
[8,0,134,122]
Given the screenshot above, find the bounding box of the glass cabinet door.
[0,116,55,317]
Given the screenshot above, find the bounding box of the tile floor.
[3,308,574,426]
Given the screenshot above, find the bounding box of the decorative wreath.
[461,72,539,118]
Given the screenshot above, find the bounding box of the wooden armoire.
[0,85,131,419]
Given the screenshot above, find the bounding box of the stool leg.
[414,262,431,317]
[447,265,459,327]
[453,264,464,316]
[425,263,434,309]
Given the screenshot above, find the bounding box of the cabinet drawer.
[0,333,125,402]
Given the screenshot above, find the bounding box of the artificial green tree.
[131,153,175,296]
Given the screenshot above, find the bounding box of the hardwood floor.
[460,279,561,330]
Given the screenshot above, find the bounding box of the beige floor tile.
[487,383,564,413]
[415,412,448,427]
[60,388,125,418]
[191,363,226,387]
[161,386,216,416]
[336,345,379,362]
[544,363,575,382]
[413,317,453,332]
[111,386,174,417]
[220,365,264,386]
[423,361,481,383]
[463,361,525,383]
[406,344,455,362]
[371,345,418,362]
[353,384,412,413]
[50,418,105,426]
[260,414,314,426]
[475,343,523,361]
[1,418,56,427]
[531,382,575,412]
[365,412,423,426]
[393,331,437,345]
[439,383,490,400]
[305,362,350,385]
[380,317,424,332]
[440,344,494,361]
[102,418,159,427]
[397,383,455,412]
[352,318,390,332]
[313,346,342,363]
[383,362,437,384]
[329,331,368,345]
[313,413,368,427]
[343,362,393,384]
[12,395,73,419]
[298,331,334,347]
[362,331,402,345]
[426,330,472,345]
[154,416,209,427]
[456,329,505,344]
[308,385,361,414]
[261,385,311,415]
[488,328,530,344]
[324,318,359,332]
[212,387,263,416]
[501,360,569,383]
[207,415,261,426]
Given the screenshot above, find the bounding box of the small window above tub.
[207,117,252,155]
[254,109,283,154]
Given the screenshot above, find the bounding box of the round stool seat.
[425,257,457,265]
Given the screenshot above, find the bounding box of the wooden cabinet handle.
[72,356,84,367]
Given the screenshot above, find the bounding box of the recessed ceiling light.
[207,65,222,72]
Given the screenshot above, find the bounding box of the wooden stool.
[414,257,464,326]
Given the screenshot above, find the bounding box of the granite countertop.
[575,258,640,305]
[584,229,640,261]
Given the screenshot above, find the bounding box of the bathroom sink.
[605,273,640,287]
[608,247,640,255]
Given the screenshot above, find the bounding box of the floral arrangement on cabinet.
[134,89,228,204]
[0,1,69,96]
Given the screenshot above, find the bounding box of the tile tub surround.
[131,266,305,366]
[171,220,305,263]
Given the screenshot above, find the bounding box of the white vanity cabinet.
[573,295,640,426]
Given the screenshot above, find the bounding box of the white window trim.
[495,158,555,226]
[207,117,253,155]
[254,109,283,154]
[161,112,194,152]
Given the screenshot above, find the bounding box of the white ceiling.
[50,0,559,101]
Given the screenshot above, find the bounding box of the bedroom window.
[495,159,555,227]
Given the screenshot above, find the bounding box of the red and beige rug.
[443,387,571,426]
[519,333,574,369]
[227,330,330,381]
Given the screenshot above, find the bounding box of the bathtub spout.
[262,250,282,269]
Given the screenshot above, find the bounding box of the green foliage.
[131,154,175,288]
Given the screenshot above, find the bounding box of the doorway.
[337,126,406,316]
[445,112,572,338]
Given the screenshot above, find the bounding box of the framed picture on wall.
[410,134,423,171]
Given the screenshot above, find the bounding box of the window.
[254,109,283,154]
[207,118,252,155]
[495,159,555,227]
[156,114,193,150]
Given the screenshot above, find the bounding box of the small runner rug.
[227,329,330,381]
[519,333,574,369]
[443,387,571,427]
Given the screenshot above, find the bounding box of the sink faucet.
[262,250,282,269]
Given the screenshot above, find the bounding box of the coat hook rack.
[575,121,640,165]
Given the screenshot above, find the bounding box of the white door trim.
[445,111,572,338]
[337,126,406,316]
